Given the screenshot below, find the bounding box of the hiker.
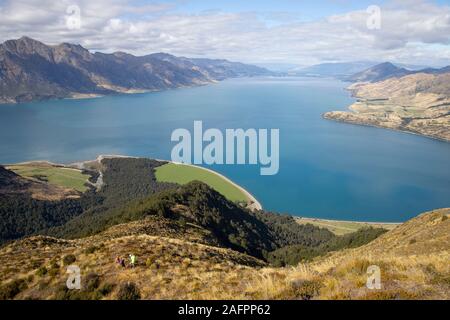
[129,254,137,268]
[115,256,126,268]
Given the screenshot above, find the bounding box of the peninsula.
[324,66,450,142]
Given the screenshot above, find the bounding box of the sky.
[0,0,449,66]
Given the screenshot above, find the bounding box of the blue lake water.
[0,77,449,222]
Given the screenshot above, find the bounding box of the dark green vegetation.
[54,273,116,300]
[47,158,176,239]
[0,193,84,244]
[0,278,29,300]
[117,282,141,300]
[0,166,86,243]
[0,158,173,244]
[267,227,387,266]
[0,157,384,265]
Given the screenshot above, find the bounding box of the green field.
[155,163,248,203]
[7,164,90,192]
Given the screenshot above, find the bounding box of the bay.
[0,77,449,222]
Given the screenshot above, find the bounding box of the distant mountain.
[254,63,303,73]
[0,37,272,104]
[395,63,430,71]
[185,57,273,80]
[293,61,379,78]
[346,62,412,82]
[346,62,450,83]
[294,61,436,80]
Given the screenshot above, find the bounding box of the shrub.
[29,260,42,269]
[85,273,101,292]
[63,254,77,266]
[54,285,101,300]
[0,279,28,300]
[84,246,98,254]
[49,259,60,269]
[290,279,322,300]
[146,257,155,267]
[98,283,115,296]
[38,280,50,290]
[48,268,60,277]
[348,259,372,275]
[117,282,141,300]
[36,266,48,277]
[361,289,420,300]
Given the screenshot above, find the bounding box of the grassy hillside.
[0,209,447,300]
[7,164,90,192]
[155,163,248,204]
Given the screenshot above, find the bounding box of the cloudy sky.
[1,0,449,67]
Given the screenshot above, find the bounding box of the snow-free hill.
[345,208,450,257]
[346,62,450,83]
[346,62,411,82]
[0,36,271,104]
[0,208,448,300]
[324,70,450,141]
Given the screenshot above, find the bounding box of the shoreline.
[170,162,263,211]
[323,83,450,144]
[76,154,263,210]
[323,114,450,144]
[296,216,401,235]
[296,216,401,225]
[3,155,422,224]
[1,80,216,106]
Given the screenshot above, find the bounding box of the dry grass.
[0,209,448,300]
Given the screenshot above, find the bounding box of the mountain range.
[292,61,431,79]
[0,37,272,104]
[346,62,450,83]
[293,61,379,78]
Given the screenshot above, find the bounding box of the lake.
[0,77,449,222]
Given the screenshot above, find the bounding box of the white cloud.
[0,0,449,66]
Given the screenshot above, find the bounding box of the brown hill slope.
[0,209,448,300]
[0,37,270,104]
[324,72,450,142]
[0,221,266,300]
[304,208,450,299]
